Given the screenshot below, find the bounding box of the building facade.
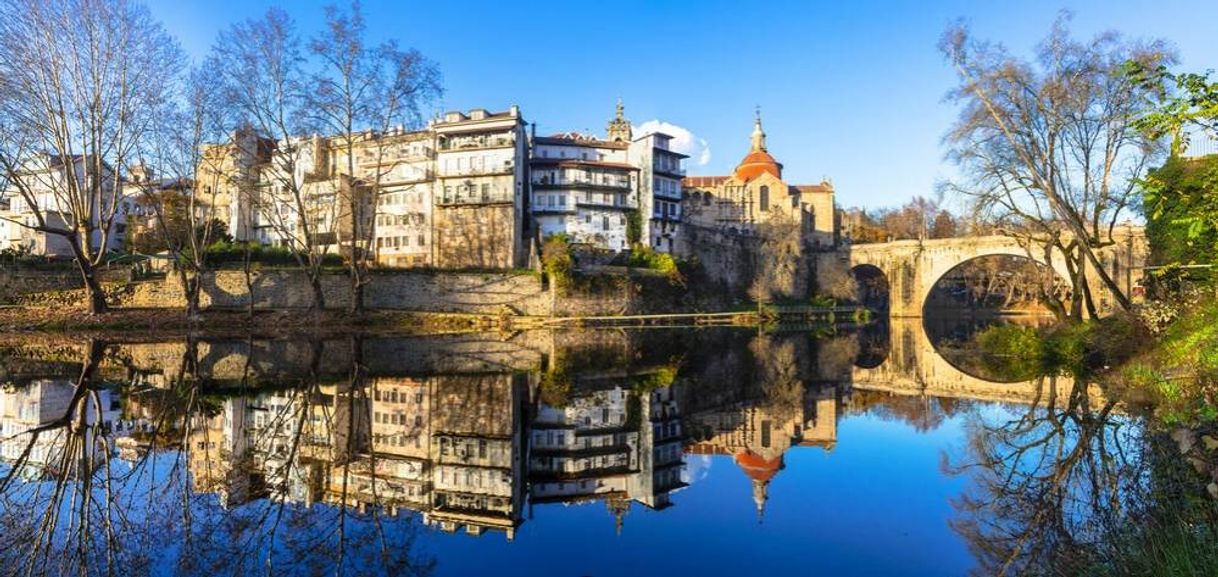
[0,154,130,257]
[528,101,687,254]
[682,111,836,249]
[432,107,530,269]
[530,132,638,252]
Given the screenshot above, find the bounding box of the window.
[602,216,609,231]
[759,185,770,212]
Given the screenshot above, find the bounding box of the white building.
[530,132,638,252]
[0,154,130,257]
[630,130,687,254]
[528,101,687,254]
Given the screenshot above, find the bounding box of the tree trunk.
[309,272,326,312]
[348,266,364,314]
[183,271,201,320]
[68,238,107,314]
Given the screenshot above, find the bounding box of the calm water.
[0,319,1152,576]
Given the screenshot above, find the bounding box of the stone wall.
[127,269,556,315]
[680,223,810,300]
[0,269,81,304]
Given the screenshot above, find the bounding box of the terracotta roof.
[535,133,628,149]
[790,183,833,194]
[734,149,783,181]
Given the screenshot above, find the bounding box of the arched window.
[759,185,770,212]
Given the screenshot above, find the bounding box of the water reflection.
[0,321,1186,576]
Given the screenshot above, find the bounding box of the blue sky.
[147,0,1218,211]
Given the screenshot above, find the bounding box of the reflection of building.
[0,380,122,479]
[188,397,265,508]
[529,383,686,531]
[685,384,839,519]
[199,374,531,540]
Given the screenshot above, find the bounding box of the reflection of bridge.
[816,229,1147,317]
[850,319,1105,407]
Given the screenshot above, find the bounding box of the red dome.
[734,150,783,181]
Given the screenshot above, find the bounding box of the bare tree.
[940,15,1173,318]
[208,8,335,311]
[0,0,185,313]
[131,67,231,319]
[306,1,441,313]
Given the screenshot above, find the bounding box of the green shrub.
[628,245,683,286]
[541,234,575,294]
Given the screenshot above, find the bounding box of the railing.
[532,179,630,191]
[438,164,514,178]
[437,190,514,205]
[438,136,515,151]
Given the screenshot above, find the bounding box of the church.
[682,111,836,248]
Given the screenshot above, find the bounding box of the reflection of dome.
[734,450,783,523]
[733,450,783,482]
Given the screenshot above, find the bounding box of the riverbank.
[0,303,857,337]
[0,306,505,338]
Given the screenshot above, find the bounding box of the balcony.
[438,135,515,151]
[437,163,514,178]
[357,147,435,167]
[531,178,630,192]
[437,189,514,206]
[653,161,685,179]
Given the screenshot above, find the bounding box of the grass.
[1121,296,1218,425]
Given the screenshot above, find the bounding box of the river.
[0,319,1193,576]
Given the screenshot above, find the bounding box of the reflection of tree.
[947,376,1135,576]
[0,338,434,577]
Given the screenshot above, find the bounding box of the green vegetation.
[1141,155,1218,266]
[1122,297,1218,425]
[626,210,643,246]
[194,241,345,269]
[1078,434,1218,577]
[975,313,1152,381]
[540,234,575,295]
[628,245,683,286]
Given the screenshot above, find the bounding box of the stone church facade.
[681,111,836,250]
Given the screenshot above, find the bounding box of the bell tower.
[606,98,632,142]
[750,106,767,152]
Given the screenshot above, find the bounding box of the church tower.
[750,106,767,152]
[607,98,632,142]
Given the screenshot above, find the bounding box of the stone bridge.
[849,318,1105,408]
[815,228,1148,317]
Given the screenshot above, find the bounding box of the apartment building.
[432,106,530,269]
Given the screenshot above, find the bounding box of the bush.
[200,241,343,268]
[541,234,575,294]
[628,245,683,286]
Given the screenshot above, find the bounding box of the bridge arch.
[920,252,1069,316]
[915,244,1073,317]
[851,264,890,312]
